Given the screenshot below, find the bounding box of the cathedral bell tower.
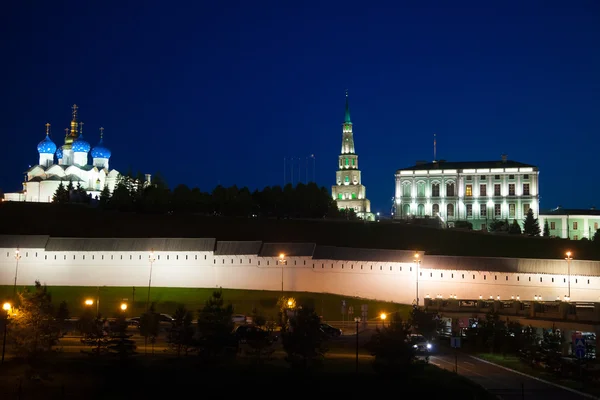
[331,91,373,220]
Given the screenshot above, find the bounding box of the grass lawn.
[0,285,410,321]
[0,354,496,399]
[476,353,600,397]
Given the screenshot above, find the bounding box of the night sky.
[1,1,599,214]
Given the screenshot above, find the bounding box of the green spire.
[344,89,351,123]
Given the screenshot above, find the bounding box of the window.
[509,174,515,179]
[494,175,500,180]
[550,222,555,230]
[466,204,472,217]
[595,222,599,230]
[351,192,356,199]
[352,159,355,166]
[573,222,578,230]
[494,204,501,217]
[480,204,487,217]
[523,183,530,196]
[432,183,440,197]
[344,176,349,183]
[507,204,514,218]
[403,183,411,197]
[446,183,455,196]
[480,175,487,180]
[494,184,500,196]
[508,184,515,196]
[432,204,439,215]
[480,184,486,196]
[523,204,530,215]
[465,185,472,197]
[417,204,424,216]
[338,193,343,200]
[345,158,349,166]
[523,174,529,179]
[466,176,472,181]
[447,203,454,217]
[417,182,425,197]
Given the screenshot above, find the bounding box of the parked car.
[320,323,342,338]
[233,325,278,344]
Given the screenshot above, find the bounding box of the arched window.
[432,204,439,215]
[344,176,349,183]
[417,182,425,197]
[403,183,411,197]
[447,203,454,217]
[446,182,455,197]
[432,183,440,197]
[402,204,410,216]
[417,204,424,216]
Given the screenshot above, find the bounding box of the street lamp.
[147,250,156,312]
[84,299,94,306]
[2,302,11,364]
[13,249,21,297]
[414,253,421,306]
[120,303,128,312]
[279,253,287,292]
[380,312,387,328]
[565,251,573,299]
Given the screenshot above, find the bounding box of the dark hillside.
[1,202,597,260]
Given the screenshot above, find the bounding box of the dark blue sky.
[2,1,599,214]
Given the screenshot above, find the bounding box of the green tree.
[66,180,75,202]
[508,219,522,235]
[594,229,600,243]
[522,208,540,236]
[489,219,508,233]
[167,305,195,357]
[79,309,109,356]
[196,289,235,362]
[52,182,68,204]
[107,315,136,360]
[139,303,160,355]
[409,306,437,340]
[365,314,415,375]
[99,185,111,208]
[281,306,327,371]
[9,281,60,360]
[543,220,550,237]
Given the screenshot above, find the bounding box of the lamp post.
[13,249,21,297]
[354,317,361,373]
[147,250,156,312]
[380,312,387,328]
[414,253,421,306]
[2,302,11,364]
[565,251,573,299]
[279,253,287,292]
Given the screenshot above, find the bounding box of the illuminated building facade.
[540,207,600,240]
[394,156,540,231]
[4,104,120,203]
[331,92,374,221]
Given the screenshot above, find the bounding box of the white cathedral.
[4,104,119,203]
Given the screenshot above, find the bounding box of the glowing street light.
[84,299,94,306]
[2,303,10,312]
[565,251,573,299]
[279,253,287,292]
[380,312,387,327]
[120,303,128,311]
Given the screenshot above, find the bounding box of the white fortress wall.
[0,236,599,304]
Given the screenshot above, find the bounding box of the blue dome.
[56,147,63,159]
[37,135,56,154]
[72,134,90,153]
[91,138,111,159]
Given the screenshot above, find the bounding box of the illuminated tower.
[37,123,56,168]
[331,91,373,220]
[61,104,80,166]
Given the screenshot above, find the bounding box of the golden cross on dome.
[64,128,69,136]
[79,121,84,134]
[45,122,50,135]
[71,104,78,119]
[99,127,104,139]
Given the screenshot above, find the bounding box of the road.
[431,350,594,400]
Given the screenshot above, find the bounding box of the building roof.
[313,245,422,263]
[396,160,537,172]
[0,235,50,249]
[214,241,262,255]
[44,237,216,252]
[259,242,316,257]
[422,255,600,276]
[540,208,600,216]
